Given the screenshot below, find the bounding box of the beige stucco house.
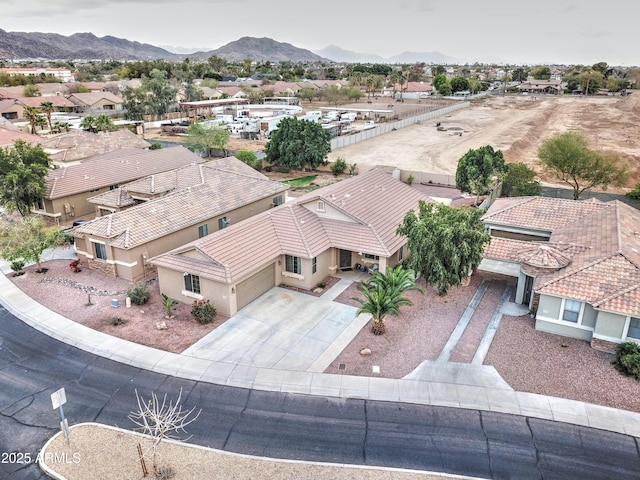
[66,92,124,113]
[150,169,434,317]
[38,146,206,223]
[482,196,640,351]
[72,157,288,282]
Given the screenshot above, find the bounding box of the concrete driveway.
[181,284,369,372]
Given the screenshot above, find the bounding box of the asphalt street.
[1,306,640,480]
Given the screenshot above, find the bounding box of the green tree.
[39,101,54,131]
[450,76,470,93]
[432,65,446,76]
[455,145,506,205]
[397,202,491,296]
[432,74,448,92]
[142,69,178,116]
[530,66,551,80]
[0,215,65,272]
[122,85,148,121]
[0,140,51,217]
[80,113,115,133]
[23,84,40,97]
[353,265,424,335]
[511,67,529,83]
[23,105,40,134]
[501,162,542,197]
[265,118,331,171]
[538,131,629,200]
[185,123,230,157]
[235,150,260,169]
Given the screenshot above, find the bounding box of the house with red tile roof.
[149,169,434,316]
[39,146,206,223]
[482,196,640,351]
[72,157,289,281]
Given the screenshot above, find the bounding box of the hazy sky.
[3,0,637,65]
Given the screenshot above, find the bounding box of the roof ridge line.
[537,252,618,289]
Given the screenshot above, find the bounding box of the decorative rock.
[156,322,167,330]
[359,348,372,356]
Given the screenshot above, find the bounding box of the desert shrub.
[348,163,358,176]
[330,157,347,175]
[110,316,127,326]
[10,259,25,272]
[128,282,150,305]
[149,142,162,150]
[626,182,640,200]
[613,342,640,380]
[191,299,216,324]
[407,174,415,186]
[235,150,260,169]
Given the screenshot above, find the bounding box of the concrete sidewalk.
[2,259,640,438]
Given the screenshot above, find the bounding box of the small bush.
[613,342,640,380]
[149,142,162,150]
[110,316,127,326]
[330,157,347,175]
[128,282,150,305]
[191,299,216,325]
[10,259,25,272]
[407,174,415,186]
[235,150,260,169]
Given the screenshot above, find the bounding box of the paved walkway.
[2,250,640,439]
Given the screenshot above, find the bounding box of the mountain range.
[0,30,488,64]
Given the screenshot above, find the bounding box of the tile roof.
[66,91,124,107]
[74,169,288,249]
[150,169,434,284]
[45,146,206,199]
[483,196,608,233]
[41,129,151,163]
[486,198,640,317]
[0,127,44,147]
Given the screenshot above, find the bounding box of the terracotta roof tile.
[150,169,434,284]
[46,146,205,199]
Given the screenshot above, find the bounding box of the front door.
[523,274,534,307]
[339,249,352,270]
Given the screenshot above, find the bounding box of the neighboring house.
[40,129,151,165]
[150,169,434,317]
[0,83,71,98]
[383,82,433,99]
[0,96,76,121]
[518,78,563,94]
[0,127,44,147]
[38,146,206,223]
[72,157,289,281]
[482,196,640,351]
[216,86,245,99]
[66,92,124,113]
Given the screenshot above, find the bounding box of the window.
[198,224,208,238]
[628,318,640,339]
[364,253,380,261]
[218,217,230,230]
[285,255,302,274]
[398,246,404,262]
[312,256,317,274]
[184,273,201,294]
[273,195,283,206]
[109,184,119,190]
[316,200,325,212]
[94,243,107,260]
[562,299,581,323]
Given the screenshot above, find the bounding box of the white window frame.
[273,195,283,206]
[312,256,317,274]
[398,246,404,262]
[285,255,302,275]
[364,253,380,261]
[562,299,582,323]
[94,242,107,260]
[198,223,208,238]
[625,317,640,340]
[316,200,325,212]
[183,273,201,294]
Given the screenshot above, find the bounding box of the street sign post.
[51,388,70,445]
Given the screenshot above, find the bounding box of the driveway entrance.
[181,286,367,372]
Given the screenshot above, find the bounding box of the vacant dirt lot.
[327,95,640,191]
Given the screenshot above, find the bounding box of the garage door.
[236,263,275,310]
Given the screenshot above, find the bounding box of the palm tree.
[40,101,55,131]
[354,265,424,335]
[34,115,47,133]
[23,106,40,134]
[365,75,375,101]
